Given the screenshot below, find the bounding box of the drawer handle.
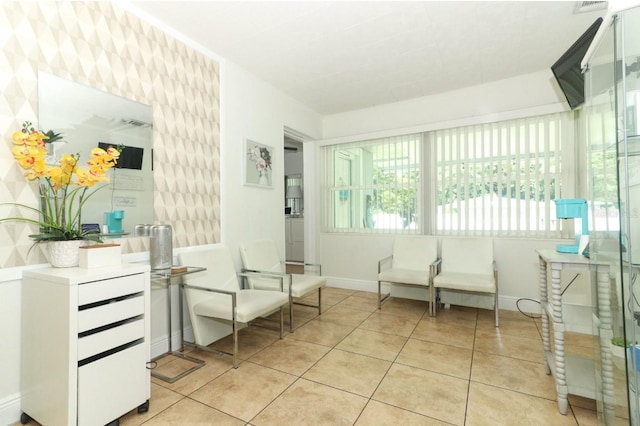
[78,315,144,338]
[78,338,144,367]
[79,291,144,311]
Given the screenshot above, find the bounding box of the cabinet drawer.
[78,319,144,361]
[78,273,144,305]
[78,343,148,426]
[78,295,145,333]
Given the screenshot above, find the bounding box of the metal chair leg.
[289,294,294,333]
[232,318,238,369]
[279,306,284,339]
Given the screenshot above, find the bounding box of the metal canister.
[150,225,172,270]
[134,224,153,237]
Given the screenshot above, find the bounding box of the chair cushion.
[251,274,326,298]
[193,289,289,323]
[378,268,430,286]
[433,271,495,293]
[290,274,326,297]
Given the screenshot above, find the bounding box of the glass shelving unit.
[585,5,640,424]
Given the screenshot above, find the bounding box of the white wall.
[313,69,587,313]
[0,37,323,426]
[220,61,322,270]
[322,69,569,138]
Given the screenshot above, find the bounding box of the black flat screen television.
[551,17,603,110]
[98,142,144,170]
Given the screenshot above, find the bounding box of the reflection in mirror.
[38,72,154,238]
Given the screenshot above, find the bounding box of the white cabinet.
[285,217,304,262]
[20,263,151,426]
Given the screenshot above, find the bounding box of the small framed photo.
[244,139,274,188]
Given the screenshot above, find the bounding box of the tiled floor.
[17,288,606,425]
[134,288,604,426]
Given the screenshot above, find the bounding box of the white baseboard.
[0,392,21,426]
[325,276,541,315]
[150,326,195,360]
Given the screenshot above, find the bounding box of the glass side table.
[150,266,206,383]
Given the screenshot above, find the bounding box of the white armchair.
[178,247,289,368]
[377,236,440,315]
[239,239,326,332]
[433,237,498,326]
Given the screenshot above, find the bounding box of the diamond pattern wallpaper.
[0,1,221,268]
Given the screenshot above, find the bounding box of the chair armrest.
[430,258,442,276]
[378,255,393,273]
[181,283,236,296]
[181,283,237,310]
[238,271,285,292]
[284,260,322,275]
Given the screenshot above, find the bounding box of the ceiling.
[129,1,607,115]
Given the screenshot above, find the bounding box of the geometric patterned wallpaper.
[0,1,220,268]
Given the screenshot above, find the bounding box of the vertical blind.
[321,111,572,237]
[431,113,567,237]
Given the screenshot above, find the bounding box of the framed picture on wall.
[244,138,274,188]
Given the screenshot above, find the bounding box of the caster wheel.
[20,412,31,424]
[137,400,150,414]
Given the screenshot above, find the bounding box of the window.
[321,134,422,233]
[321,112,572,237]
[432,113,569,237]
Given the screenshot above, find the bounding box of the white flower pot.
[47,240,83,268]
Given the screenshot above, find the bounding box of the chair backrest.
[239,239,285,274]
[178,247,241,296]
[392,236,438,270]
[440,237,494,275]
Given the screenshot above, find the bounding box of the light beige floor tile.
[477,307,529,324]
[350,290,380,301]
[336,328,407,361]
[248,337,331,376]
[151,352,233,395]
[150,354,205,382]
[432,305,478,325]
[189,362,296,421]
[355,400,449,425]
[251,378,368,425]
[359,311,420,337]
[397,338,472,379]
[379,297,428,319]
[306,292,350,307]
[476,316,540,340]
[474,328,544,363]
[142,397,244,425]
[466,381,578,425]
[289,318,355,347]
[323,286,357,297]
[120,383,184,425]
[571,406,599,426]
[470,351,556,399]
[303,348,391,397]
[337,294,380,312]
[208,325,281,361]
[411,319,476,349]
[568,394,598,411]
[373,363,469,425]
[317,304,373,327]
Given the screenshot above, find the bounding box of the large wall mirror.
[38,72,154,237]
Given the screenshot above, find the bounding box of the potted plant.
[611,336,631,370]
[0,121,120,267]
